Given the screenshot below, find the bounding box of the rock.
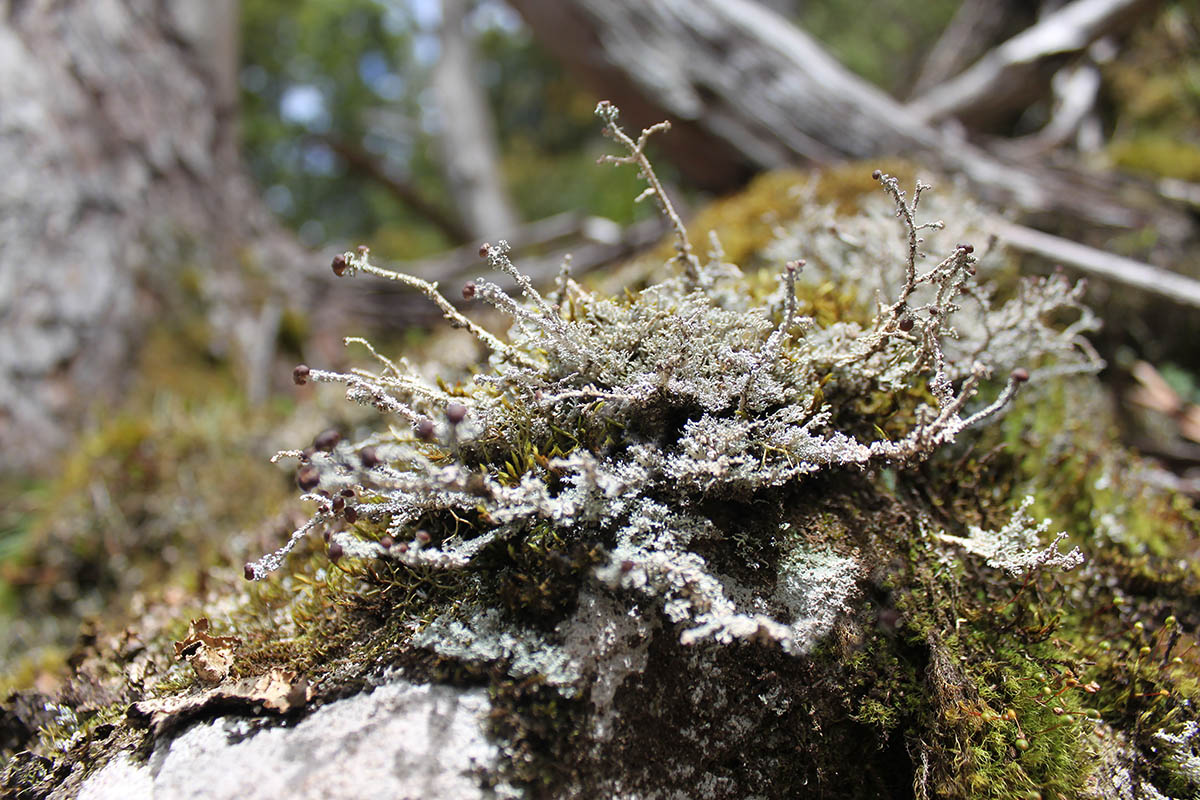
[77,680,513,800]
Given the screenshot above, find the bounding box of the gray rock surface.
[76,680,512,800]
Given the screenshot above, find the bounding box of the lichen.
[225,102,1136,798]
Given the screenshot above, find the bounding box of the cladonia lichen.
[245,101,1099,678]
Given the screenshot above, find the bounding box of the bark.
[0,0,306,472]
[432,0,519,241]
[505,0,1192,239]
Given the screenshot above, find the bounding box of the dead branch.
[910,0,1034,98]
[990,219,1200,309]
[907,0,1159,128]
[314,133,471,244]
[506,0,1192,240]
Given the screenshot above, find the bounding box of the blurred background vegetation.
[238,0,652,258]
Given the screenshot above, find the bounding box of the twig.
[313,133,471,243]
[990,220,1200,310]
[595,101,701,286]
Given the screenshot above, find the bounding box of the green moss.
[1109,136,1200,182]
[635,159,921,274]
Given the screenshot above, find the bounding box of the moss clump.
[1109,137,1200,182]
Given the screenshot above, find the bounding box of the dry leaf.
[129,668,312,740]
[173,618,240,684]
[1130,360,1200,445]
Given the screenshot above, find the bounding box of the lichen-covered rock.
[75,679,506,800]
[6,104,1200,800]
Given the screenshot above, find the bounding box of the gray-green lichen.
[248,104,1096,661]
[229,104,1130,796]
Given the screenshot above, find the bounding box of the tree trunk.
[432,0,519,241]
[0,0,305,473]
[909,0,1038,98]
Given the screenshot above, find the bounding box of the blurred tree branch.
[313,133,472,244]
[910,0,1035,98]
[906,0,1159,129]
[506,0,1193,242]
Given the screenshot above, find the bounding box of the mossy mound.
[5,151,1200,800]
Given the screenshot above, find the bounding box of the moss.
[633,158,921,275]
[1109,136,1200,182]
[1102,2,1200,184]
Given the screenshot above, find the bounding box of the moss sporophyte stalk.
[233,101,1173,795]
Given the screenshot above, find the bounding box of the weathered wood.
[505,0,1191,238]
[991,219,1200,309]
[907,0,1160,127]
[507,0,935,189]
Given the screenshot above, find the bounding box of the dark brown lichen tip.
[360,446,380,468]
[313,428,341,451]
[331,253,348,276]
[296,464,321,491]
[1011,367,1030,383]
[292,364,310,385]
[415,418,436,442]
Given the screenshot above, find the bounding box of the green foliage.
[1104,1,1200,181]
[238,0,643,257]
[241,0,443,248]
